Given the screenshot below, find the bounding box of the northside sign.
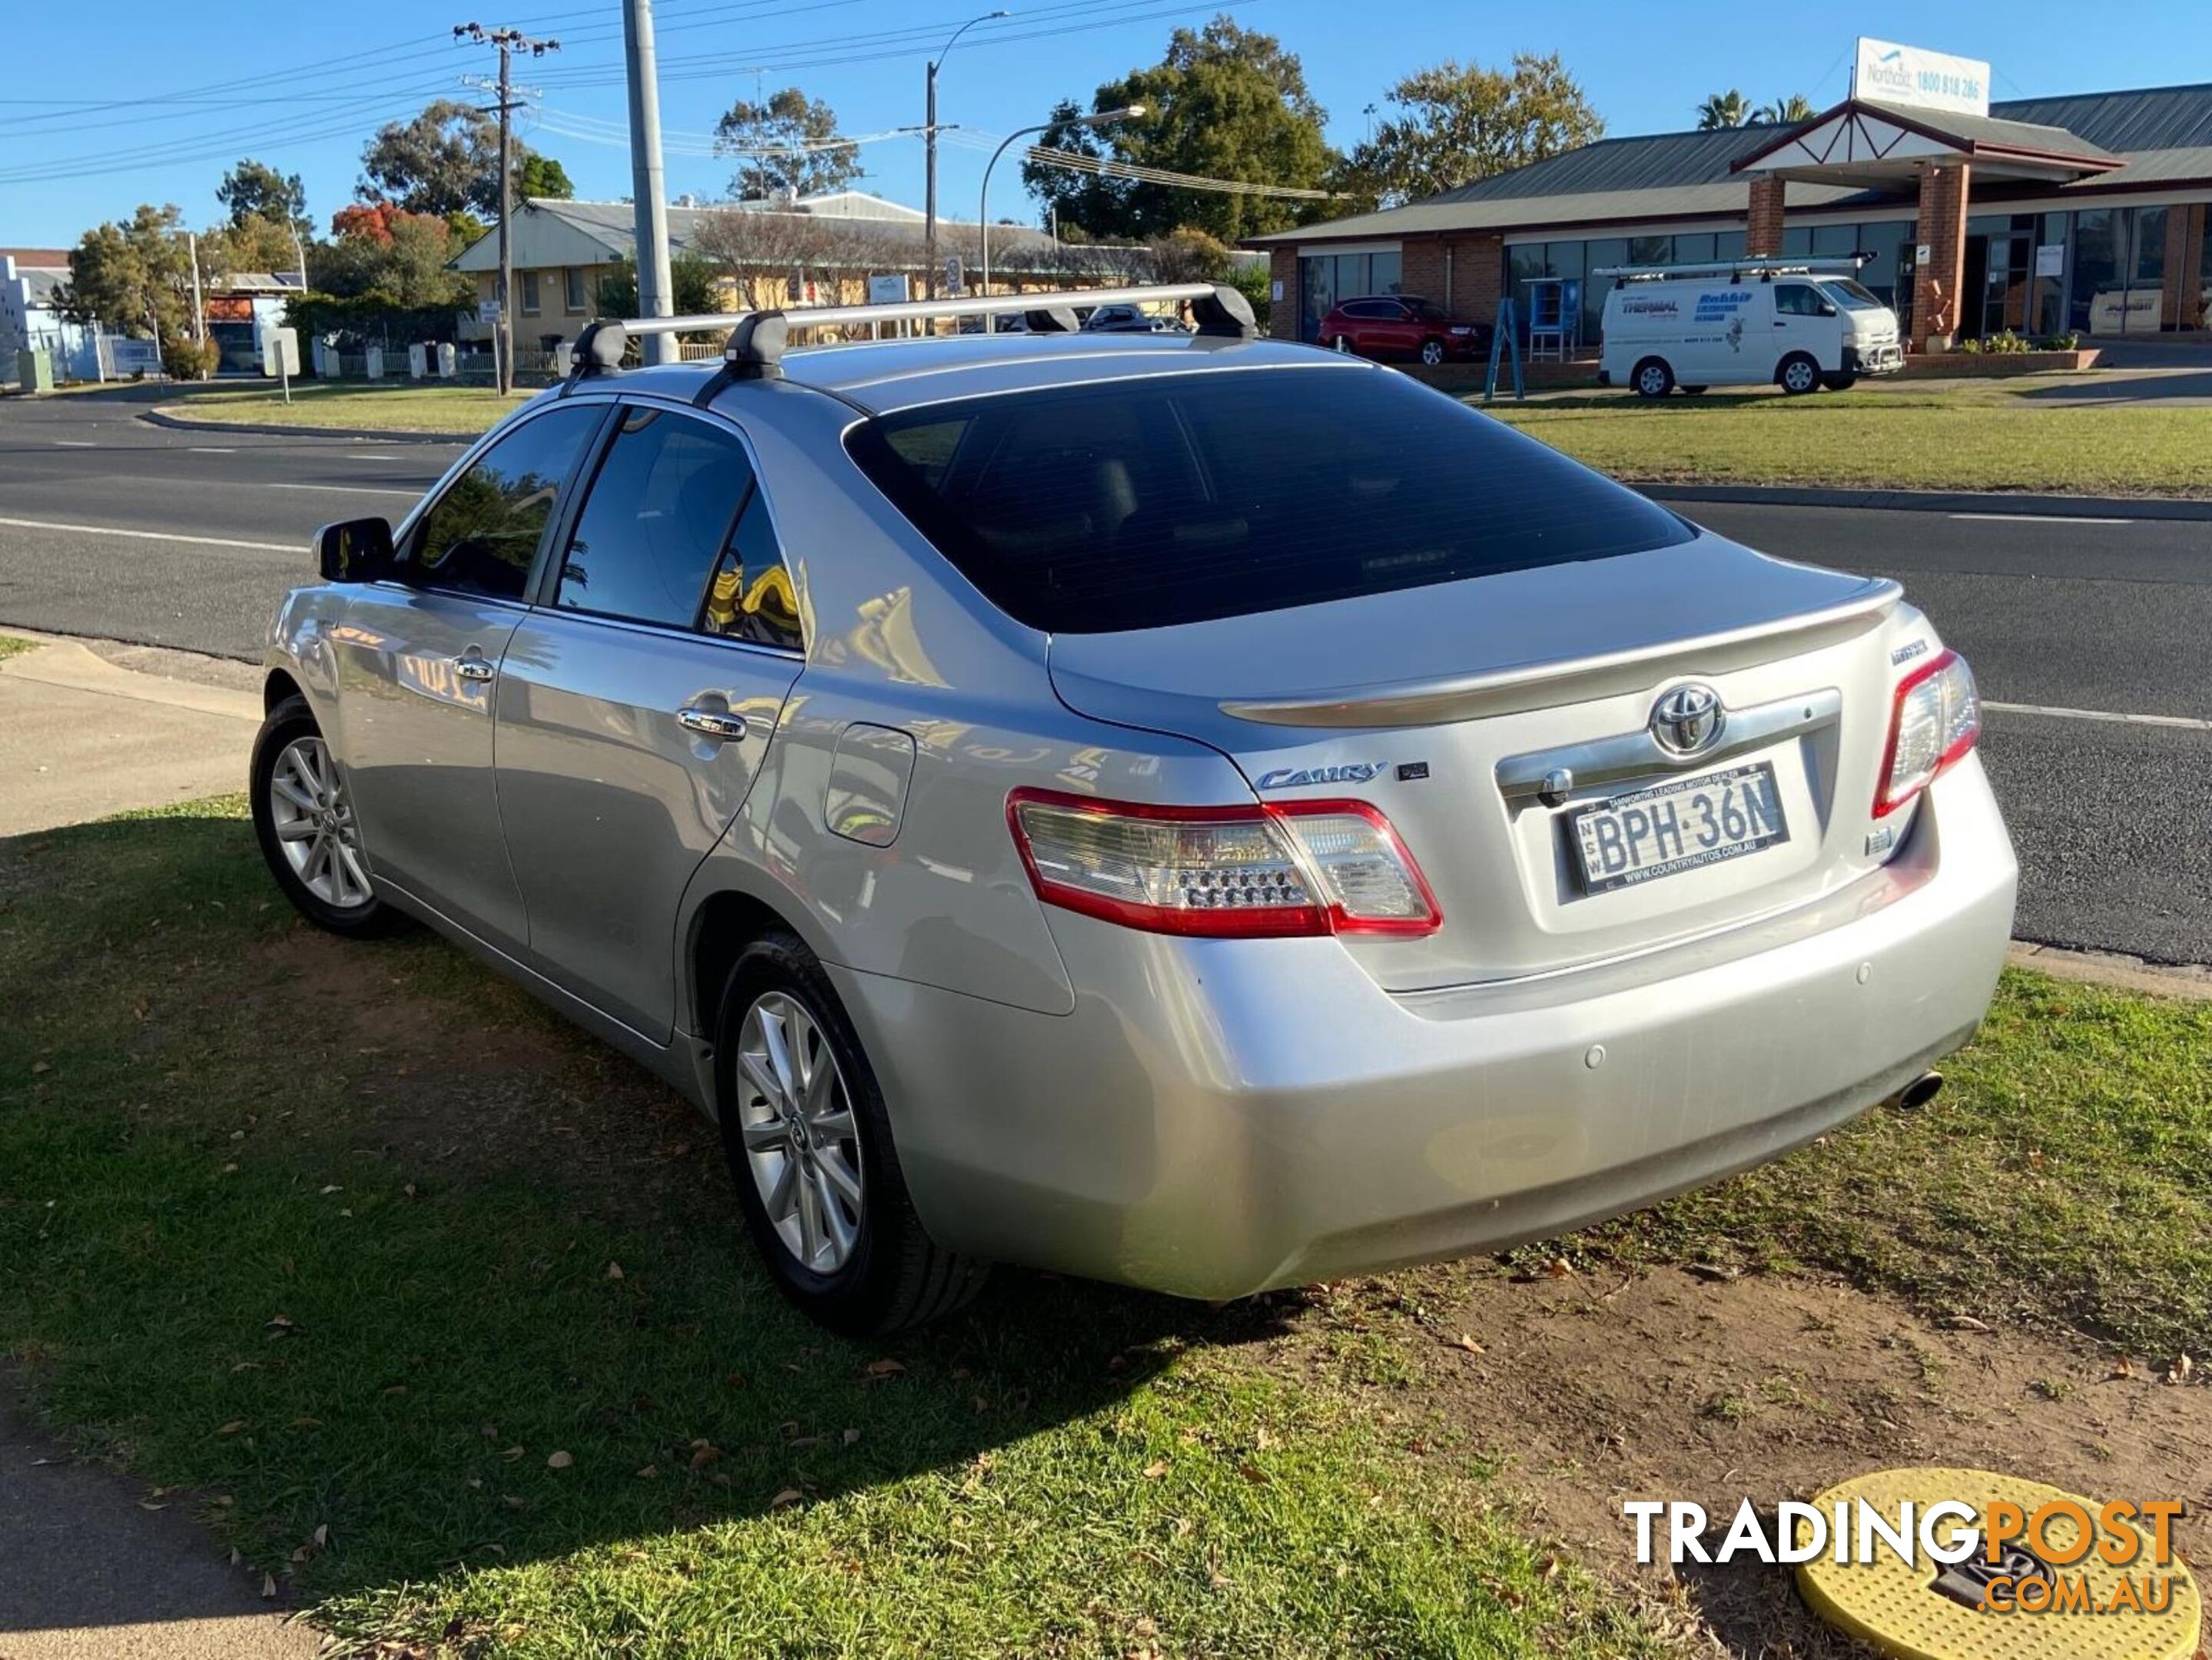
[1852,37,1991,118]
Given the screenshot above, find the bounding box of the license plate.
[1570,762,1789,894]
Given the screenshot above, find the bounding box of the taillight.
[1874,649,1981,817]
[1005,789,1441,938]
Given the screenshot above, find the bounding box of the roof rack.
[567,281,1256,397]
[1592,254,1874,285]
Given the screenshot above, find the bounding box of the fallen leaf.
[635,1465,658,1479]
[842,1428,861,1446]
[1943,1315,1992,1333]
[319,1185,342,1196]
[1450,1333,1485,1354]
[1238,1462,1269,1485]
[502,1495,527,1509]
[30,1060,50,1075]
[605,1262,625,1280]
[769,1487,805,1510]
[2167,1354,2193,1386]
[290,1416,321,1429]
[1545,1257,1576,1279]
[864,1357,905,1379]
[2111,1356,2137,1379]
[138,1500,168,1512]
[380,1385,408,1398]
[501,1446,525,1461]
[261,1574,277,1600]
[547,1450,574,1469]
[1686,1263,1738,1283]
[313,1525,328,1548]
[689,1443,721,1469]
[1143,1459,1171,1479]
[217,1420,247,1436]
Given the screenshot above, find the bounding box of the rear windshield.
[844,366,1694,633]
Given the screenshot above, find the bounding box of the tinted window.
[1342,300,1394,320]
[409,404,599,601]
[701,490,804,652]
[1775,283,1827,317]
[556,407,751,629]
[846,368,1696,634]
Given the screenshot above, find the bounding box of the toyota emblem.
[1650,683,1725,756]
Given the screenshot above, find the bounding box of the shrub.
[2034,330,2082,351]
[159,331,223,380]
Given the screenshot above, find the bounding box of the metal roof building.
[1251,76,2212,353]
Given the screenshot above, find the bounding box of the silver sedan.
[252,284,2015,1334]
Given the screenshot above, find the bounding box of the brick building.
[1250,78,2212,354]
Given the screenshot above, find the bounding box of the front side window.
[846,367,1695,635]
[408,404,601,601]
[1774,283,1826,317]
[555,407,754,629]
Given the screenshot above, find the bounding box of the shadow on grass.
[0,805,1303,1615]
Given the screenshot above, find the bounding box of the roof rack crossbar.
[1591,254,1874,284]
[565,281,1257,387]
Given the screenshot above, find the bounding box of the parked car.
[253,285,2015,1336]
[1599,264,1905,396]
[1082,303,1191,334]
[1318,295,1491,365]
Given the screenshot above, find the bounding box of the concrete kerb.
[1639,483,2212,520]
[141,407,466,446]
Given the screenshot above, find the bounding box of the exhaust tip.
[1895,1071,1944,1111]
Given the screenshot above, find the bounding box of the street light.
[926,10,1009,299]
[978,105,1144,295]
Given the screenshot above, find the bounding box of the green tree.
[56,204,209,337]
[1754,94,1819,125]
[1339,54,1603,210]
[713,88,860,201]
[1021,18,1334,243]
[1696,89,1751,129]
[359,100,558,219]
[592,249,724,318]
[516,154,575,199]
[217,158,308,231]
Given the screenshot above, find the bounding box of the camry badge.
[1649,683,1725,757]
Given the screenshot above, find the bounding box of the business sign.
[867,273,910,305]
[1854,38,1991,117]
[2035,244,2065,278]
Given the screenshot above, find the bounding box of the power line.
[1007,143,1342,199]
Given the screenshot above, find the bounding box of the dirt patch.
[1328,1263,2212,1656]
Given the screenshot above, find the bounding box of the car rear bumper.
[835,756,2016,1300]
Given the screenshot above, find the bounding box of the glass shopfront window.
[2031,214,2070,337]
[1297,250,1404,340]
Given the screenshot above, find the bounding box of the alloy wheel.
[267,735,373,910]
[735,991,865,1273]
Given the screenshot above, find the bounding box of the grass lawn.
[3,800,2206,1653]
[164,383,523,434]
[1484,377,2212,496]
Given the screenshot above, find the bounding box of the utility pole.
[456,22,560,396]
[622,0,676,364]
[185,230,207,342]
[924,12,1007,300]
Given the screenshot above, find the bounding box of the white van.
[1597,258,1905,397]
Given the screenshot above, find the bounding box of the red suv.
[1318,295,1491,365]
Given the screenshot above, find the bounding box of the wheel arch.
[683,881,821,1044]
[264,666,304,714]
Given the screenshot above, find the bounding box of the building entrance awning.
[1729,98,2123,189]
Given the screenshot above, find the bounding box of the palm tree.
[1755,94,1819,125]
[1696,90,1751,130]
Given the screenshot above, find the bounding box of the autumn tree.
[1339,54,1603,211]
[307,208,470,308]
[713,88,860,201]
[1022,18,1335,243]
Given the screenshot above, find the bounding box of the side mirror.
[1819,301,1839,317]
[315,516,394,584]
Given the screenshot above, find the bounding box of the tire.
[1631,357,1675,398]
[250,695,405,938]
[714,931,988,1336]
[1778,353,1821,395]
[1822,372,1859,391]
[1679,384,1710,396]
[1418,337,1447,367]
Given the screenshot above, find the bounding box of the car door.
[493,400,806,1041]
[1378,300,1424,357]
[1770,281,1829,370]
[327,400,606,954]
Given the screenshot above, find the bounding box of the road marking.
[270,481,422,498]
[0,516,294,553]
[51,440,97,447]
[187,445,238,454]
[1949,512,2132,526]
[1985,699,2212,732]
[342,453,403,461]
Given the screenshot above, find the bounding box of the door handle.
[453,656,496,682]
[676,705,749,742]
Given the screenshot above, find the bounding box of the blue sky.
[5,0,2205,247]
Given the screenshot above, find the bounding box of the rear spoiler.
[1218,580,1903,728]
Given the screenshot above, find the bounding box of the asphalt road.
[1,393,2207,964]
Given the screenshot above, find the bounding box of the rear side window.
[845,367,1696,633]
[556,407,749,629]
[410,404,601,601]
